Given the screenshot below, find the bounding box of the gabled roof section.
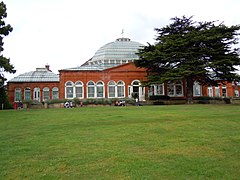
[8,67,59,82]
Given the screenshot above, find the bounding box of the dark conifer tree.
[0,1,14,109]
[135,16,240,103]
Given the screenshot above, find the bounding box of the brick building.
[7,37,240,105]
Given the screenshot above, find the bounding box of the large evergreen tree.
[0,1,14,109]
[135,16,240,103]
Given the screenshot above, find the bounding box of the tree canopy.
[135,16,240,102]
[0,1,15,84]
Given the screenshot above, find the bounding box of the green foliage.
[45,99,66,104]
[131,92,139,99]
[0,105,240,179]
[135,16,240,102]
[0,1,15,82]
[149,95,170,100]
[22,100,43,105]
[0,85,12,109]
[0,2,14,109]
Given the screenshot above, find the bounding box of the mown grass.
[0,105,240,179]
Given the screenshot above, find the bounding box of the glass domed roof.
[89,37,144,65]
[62,37,144,71]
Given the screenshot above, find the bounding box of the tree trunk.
[186,78,194,104]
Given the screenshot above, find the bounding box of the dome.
[89,37,144,65]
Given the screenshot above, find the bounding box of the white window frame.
[15,88,22,102]
[208,86,213,97]
[193,82,202,97]
[75,81,84,99]
[43,87,50,101]
[117,81,125,98]
[65,81,74,99]
[108,80,116,98]
[167,81,183,97]
[215,86,220,97]
[52,87,59,99]
[24,87,31,100]
[96,81,104,98]
[33,87,41,102]
[87,81,95,98]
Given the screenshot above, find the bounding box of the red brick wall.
[7,82,59,104]
[58,63,147,99]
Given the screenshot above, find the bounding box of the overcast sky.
[3,0,240,81]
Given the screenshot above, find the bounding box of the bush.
[45,99,66,104]
[195,96,223,101]
[149,95,170,101]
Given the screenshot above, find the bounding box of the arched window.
[87,81,95,98]
[33,87,40,102]
[96,81,104,98]
[43,87,50,101]
[117,81,125,98]
[193,82,201,96]
[24,87,31,100]
[75,81,83,98]
[15,88,22,101]
[52,87,59,99]
[65,81,74,99]
[167,81,183,97]
[132,81,139,86]
[108,80,116,98]
[175,81,183,96]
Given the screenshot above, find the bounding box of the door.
[34,87,41,102]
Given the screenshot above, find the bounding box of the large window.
[65,81,74,98]
[193,82,201,96]
[167,81,183,96]
[215,86,220,97]
[149,84,164,96]
[24,87,31,100]
[117,81,125,98]
[15,88,22,101]
[108,81,116,98]
[43,87,50,101]
[75,81,83,98]
[87,81,95,98]
[52,87,59,99]
[108,80,125,98]
[96,81,104,98]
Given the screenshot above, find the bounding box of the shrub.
[45,99,66,104]
[149,95,170,100]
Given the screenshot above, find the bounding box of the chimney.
[45,64,51,71]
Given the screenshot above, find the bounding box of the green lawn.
[0,105,240,179]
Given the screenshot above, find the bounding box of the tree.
[0,1,14,109]
[135,16,240,103]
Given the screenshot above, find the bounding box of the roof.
[90,37,143,63]
[61,64,120,71]
[8,68,59,82]
[61,37,144,71]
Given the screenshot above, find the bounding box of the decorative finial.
[121,29,124,38]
